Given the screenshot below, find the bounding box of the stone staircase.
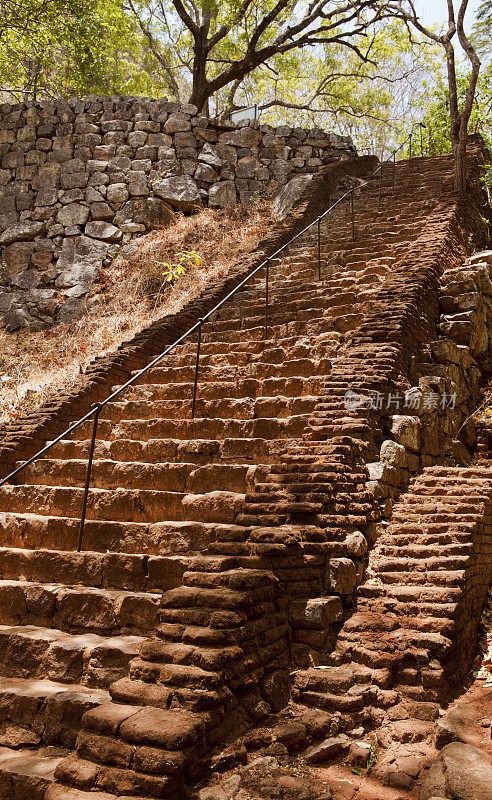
[0,152,488,798]
[293,464,492,740]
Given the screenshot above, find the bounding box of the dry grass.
[0,201,272,425]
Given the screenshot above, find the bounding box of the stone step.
[0,513,239,554]
[0,580,162,635]
[378,543,473,557]
[374,569,466,587]
[69,413,309,443]
[359,583,462,604]
[117,374,325,399]
[0,745,68,800]
[20,459,256,495]
[99,394,318,422]
[0,485,246,525]
[0,546,189,592]
[0,675,108,749]
[49,435,280,465]
[370,554,470,573]
[0,625,144,688]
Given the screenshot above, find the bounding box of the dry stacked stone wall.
[0,95,355,331]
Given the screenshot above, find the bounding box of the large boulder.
[420,742,492,800]
[209,180,237,208]
[0,221,44,245]
[55,235,110,296]
[153,175,201,212]
[272,174,313,220]
[435,702,483,749]
[56,203,90,227]
[114,197,175,232]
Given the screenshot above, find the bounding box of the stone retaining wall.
[0,95,355,331]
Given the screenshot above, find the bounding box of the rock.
[0,221,44,245]
[380,439,408,467]
[89,202,113,221]
[220,128,262,148]
[198,144,222,168]
[116,197,175,231]
[58,297,85,323]
[328,558,357,594]
[271,722,307,751]
[2,306,46,332]
[431,338,462,364]
[435,701,482,749]
[272,174,314,220]
[56,235,109,295]
[390,415,422,453]
[194,163,218,183]
[290,596,342,629]
[208,180,237,208]
[211,742,247,772]
[420,742,492,800]
[270,158,290,181]
[106,183,129,203]
[85,221,122,241]
[153,175,202,212]
[164,113,191,134]
[57,203,90,227]
[344,531,368,557]
[404,387,424,413]
[260,670,290,712]
[2,241,36,280]
[304,735,350,763]
[366,461,388,481]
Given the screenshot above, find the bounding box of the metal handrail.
[0,122,426,549]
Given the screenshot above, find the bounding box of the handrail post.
[392,151,396,189]
[191,319,203,420]
[77,402,101,553]
[409,133,412,169]
[378,165,383,211]
[420,124,424,157]
[351,191,355,241]
[317,218,321,280]
[264,260,270,339]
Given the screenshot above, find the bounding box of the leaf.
[351,766,363,776]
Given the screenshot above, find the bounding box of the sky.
[417,0,482,27]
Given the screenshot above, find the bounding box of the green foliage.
[159,250,200,284]
[417,70,492,158]
[0,0,169,99]
[141,249,201,295]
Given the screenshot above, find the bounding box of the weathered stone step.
[357,596,459,620]
[0,625,144,688]
[0,675,108,749]
[0,485,246,524]
[0,580,161,635]
[50,435,279,465]
[378,542,472,557]
[359,582,462,603]
[117,374,325,399]
[0,745,68,800]
[374,569,466,587]
[370,554,470,573]
[20,459,255,495]
[71,414,309,443]
[99,394,318,422]
[0,513,240,555]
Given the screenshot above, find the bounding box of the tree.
[0,0,168,100]
[389,0,481,192]
[125,0,400,115]
[240,21,442,159]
